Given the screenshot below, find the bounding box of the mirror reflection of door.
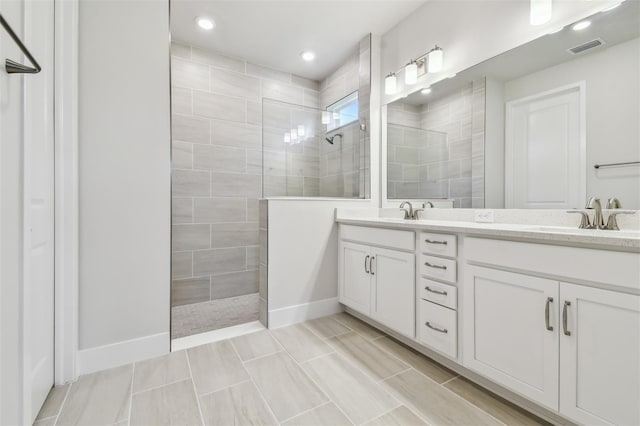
[505,83,585,209]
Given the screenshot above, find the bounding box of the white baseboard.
[78,332,169,375]
[268,297,343,329]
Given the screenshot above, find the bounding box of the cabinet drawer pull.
[425,239,448,245]
[563,301,571,336]
[369,256,375,276]
[424,261,447,270]
[425,286,447,296]
[545,297,554,331]
[425,321,448,334]
[364,255,370,274]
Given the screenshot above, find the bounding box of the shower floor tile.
[171,293,259,339]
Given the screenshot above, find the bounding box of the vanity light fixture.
[297,125,305,137]
[284,132,291,143]
[421,87,432,95]
[290,128,298,141]
[404,60,418,85]
[572,20,591,31]
[196,17,215,30]
[321,111,330,124]
[385,73,397,95]
[300,51,315,61]
[427,46,444,73]
[530,0,552,26]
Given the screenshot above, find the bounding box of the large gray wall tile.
[193,198,246,223]
[172,224,210,251]
[211,270,259,299]
[172,276,210,306]
[210,172,261,197]
[193,90,246,122]
[193,247,246,275]
[172,170,210,197]
[193,144,246,173]
[211,68,261,100]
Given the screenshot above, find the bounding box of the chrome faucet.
[400,201,413,220]
[585,197,605,229]
[604,197,635,230]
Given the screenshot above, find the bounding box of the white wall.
[78,0,170,371]
[381,0,619,104]
[503,38,640,208]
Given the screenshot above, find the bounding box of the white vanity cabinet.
[463,237,640,425]
[559,283,640,426]
[339,225,416,337]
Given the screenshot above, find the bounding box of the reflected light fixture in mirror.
[427,46,444,73]
[530,0,552,25]
[321,111,330,124]
[196,16,215,30]
[405,60,418,85]
[385,73,397,95]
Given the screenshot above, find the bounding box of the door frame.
[53,0,79,385]
[504,81,586,208]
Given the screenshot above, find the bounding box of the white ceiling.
[171,0,426,81]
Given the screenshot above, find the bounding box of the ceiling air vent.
[568,38,606,55]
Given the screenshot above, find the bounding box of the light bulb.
[385,73,397,95]
[297,125,305,137]
[572,20,591,31]
[290,129,298,140]
[196,17,215,30]
[284,133,291,143]
[427,46,443,73]
[405,61,418,85]
[322,112,330,124]
[530,0,552,26]
[300,51,315,61]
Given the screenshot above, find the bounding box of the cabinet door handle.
[545,297,554,331]
[364,255,370,274]
[425,286,447,296]
[369,256,375,275]
[424,261,447,270]
[425,321,448,334]
[563,301,571,336]
[425,239,447,245]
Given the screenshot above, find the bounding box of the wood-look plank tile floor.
[35,313,549,426]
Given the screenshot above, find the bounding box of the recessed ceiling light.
[196,17,215,30]
[601,2,622,12]
[300,51,316,61]
[421,87,432,95]
[547,27,564,34]
[572,20,591,31]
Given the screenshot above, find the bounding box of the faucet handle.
[605,210,636,231]
[585,197,600,209]
[606,198,622,209]
[566,210,591,229]
[413,208,424,220]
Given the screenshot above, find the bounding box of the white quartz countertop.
[336,214,640,251]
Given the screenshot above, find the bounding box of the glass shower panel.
[262,98,364,198]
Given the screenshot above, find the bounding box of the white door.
[462,265,559,410]
[339,242,371,315]
[505,83,585,209]
[24,0,56,421]
[371,247,415,337]
[559,283,640,425]
[0,1,55,423]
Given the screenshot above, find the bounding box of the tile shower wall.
[170,42,320,306]
[387,79,485,207]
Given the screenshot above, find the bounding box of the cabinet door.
[371,247,415,337]
[462,265,559,410]
[339,242,371,315]
[560,283,640,425]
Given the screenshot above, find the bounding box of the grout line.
[439,375,460,386]
[126,362,135,426]
[238,348,283,364]
[297,351,335,366]
[195,379,252,399]
[51,382,72,426]
[184,350,206,425]
[228,340,281,425]
[376,367,412,383]
[277,401,333,425]
[130,376,194,396]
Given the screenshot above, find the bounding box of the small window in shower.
[326,92,358,131]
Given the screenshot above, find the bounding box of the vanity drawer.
[340,225,415,251]
[418,299,457,358]
[420,254,457,283]
[420,278,457,310]
[419,232,457,258]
